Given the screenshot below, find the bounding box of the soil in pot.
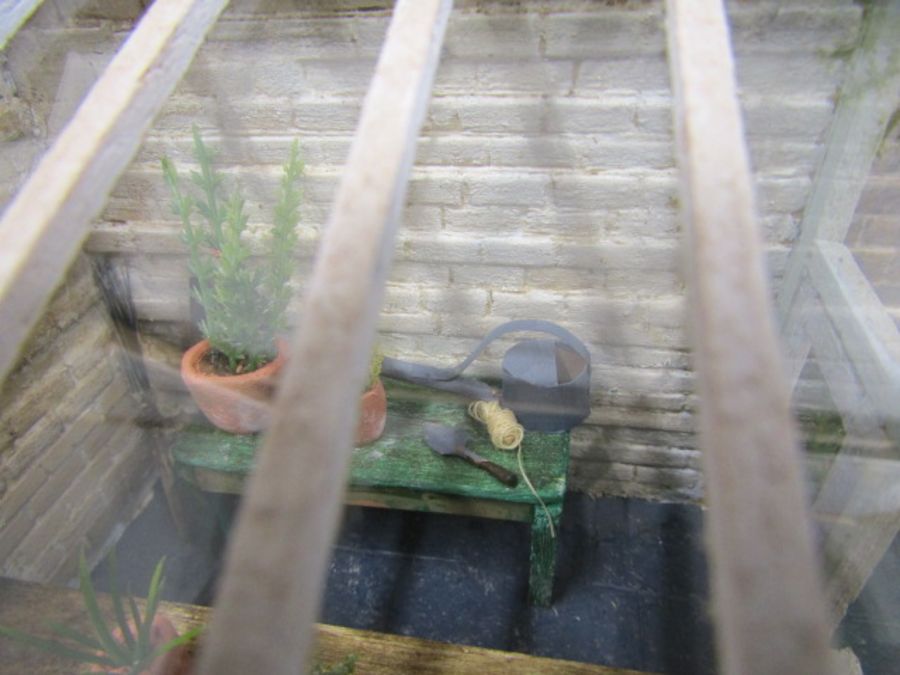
[181,339,287,434]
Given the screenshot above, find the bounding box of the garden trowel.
[423,423,518,488]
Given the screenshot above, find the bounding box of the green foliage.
[0,552,201,675]
[797,410,846,456]
[162,127,304,373]
[366,347,384,391]
[312,653,357,675]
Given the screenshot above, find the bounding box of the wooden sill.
[0,577,653,674]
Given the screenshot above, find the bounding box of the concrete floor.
[94,482,897,674]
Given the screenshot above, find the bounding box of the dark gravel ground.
[94,482,897,674]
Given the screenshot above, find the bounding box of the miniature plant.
[313,654,357,675]
[162,127,304,374]
[366,347,384,391]
[0,552,200,675]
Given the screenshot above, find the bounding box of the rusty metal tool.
[423,422,518,487]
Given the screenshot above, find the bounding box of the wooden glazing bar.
[0,0,43,50]
[0,0,230,387]
[196,2,453,674]
[665,1,835,673]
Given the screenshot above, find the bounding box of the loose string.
[467,401,556,538]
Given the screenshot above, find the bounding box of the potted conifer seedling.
[163,128,302,434]
[164,129,387,442]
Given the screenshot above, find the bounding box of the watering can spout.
[382,320,591,432]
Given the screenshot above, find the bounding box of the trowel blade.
[423,422,470,457]
[423,421,519,488]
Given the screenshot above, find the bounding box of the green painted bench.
[171,387,570,605]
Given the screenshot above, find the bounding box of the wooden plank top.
[172,386,570,505]
[0,577,650,675]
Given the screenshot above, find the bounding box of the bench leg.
[528,502,562,606]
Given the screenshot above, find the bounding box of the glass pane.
[744,3,900,674]
[0,2,895,675]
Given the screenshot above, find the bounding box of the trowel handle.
[470,458,519,487]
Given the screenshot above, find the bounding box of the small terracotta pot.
[87,615,193,675]
[356,378,387,446]
[180,339,287,434]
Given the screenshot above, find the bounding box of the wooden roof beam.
[0,0,44,51]
[665,1,836,673]
[0,0,229,386]
[196,2,452,674]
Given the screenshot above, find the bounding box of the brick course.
[0,257,152,582]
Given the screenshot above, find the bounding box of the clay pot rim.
[181,338,288,384]
[360,377,385,399]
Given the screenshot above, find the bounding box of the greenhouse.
[0,0,898,673]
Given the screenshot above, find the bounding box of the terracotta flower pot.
[87,615,193,675]
[356,378,387,446]
[180,339,287,434]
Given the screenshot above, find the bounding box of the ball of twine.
[467,400,524,450]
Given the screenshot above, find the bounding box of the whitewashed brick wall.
[0,258,156,583]
[2,0,855,503]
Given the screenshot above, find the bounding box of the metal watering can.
[382,320,591,432]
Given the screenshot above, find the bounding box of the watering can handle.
[428,319,590,382]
